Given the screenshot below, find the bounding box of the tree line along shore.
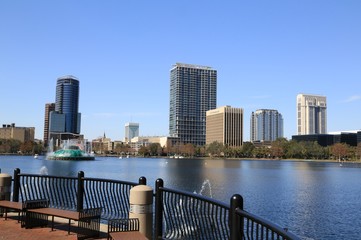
[1,138,360,162]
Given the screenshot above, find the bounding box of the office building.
[169,63,217,146]
[125,122,139,142]
[43,103,55,146]
[49,75,81,142]
[0,123,34,142]
[206,106,243,147]
[297,94,327,135]
[250,109,283,142]
[293,131,359,147]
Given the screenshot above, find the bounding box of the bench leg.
[68,219,71,234]
[51,216,55,231]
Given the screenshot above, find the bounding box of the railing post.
[230,194,243,240]
[77,171,84,212]
[13,168,20,202]
[138,176,147,185]
[154,178,164,239]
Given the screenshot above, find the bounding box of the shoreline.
[1,154,361,164]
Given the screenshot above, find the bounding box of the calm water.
[1,155,360,240]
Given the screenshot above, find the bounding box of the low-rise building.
[0,123,35,142]
[292,130,361,147]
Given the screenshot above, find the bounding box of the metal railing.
[155,178,230,240]
[12,168,145,219]
[14,169,78,209]
[155,179,299,240]
[10,168,299,239]
[83,176,146,219]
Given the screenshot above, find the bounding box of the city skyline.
[1,1,360,141]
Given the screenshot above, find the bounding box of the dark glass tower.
[54,75,81,134]
[169,63,217,146]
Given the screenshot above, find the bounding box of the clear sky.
[1,1,360,141]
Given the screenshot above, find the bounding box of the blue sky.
[1,1,360,141]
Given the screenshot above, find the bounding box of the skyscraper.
[125,122,139,142]
[250,109,283,142]
[297,94,327,135]
[206,106,243,147]
[43,103,55,145]
[169,63,217,146]
[49,75,81,141]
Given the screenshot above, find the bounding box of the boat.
[34,154,39,159]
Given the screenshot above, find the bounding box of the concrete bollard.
[0,173,12,201]
[129,185,153,239]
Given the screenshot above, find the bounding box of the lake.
[1,155,360,240]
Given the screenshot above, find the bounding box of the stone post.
[129,185,153,239]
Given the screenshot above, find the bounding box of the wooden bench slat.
[28,208,80,220]
[0,200,23,210]
[110,231,148,240]
[0,200,23,221]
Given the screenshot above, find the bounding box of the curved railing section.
[11,169,300,239]
[155,178,230,239]
[12,168,145,220]
[235,207,299,240]
[83,176,145,219]
[16,172,77,209]
[155,179,299,240]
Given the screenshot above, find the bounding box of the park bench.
[23,199,102,239]
[0,200,23,221]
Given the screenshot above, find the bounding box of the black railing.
[12,168,145,219]
[15,170,78,209]
[235,207,299,240]
[155,179,299,240]
[155,178,230,240]
[10,169,299,239]
[83,177,145,219]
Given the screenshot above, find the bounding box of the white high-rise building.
[297,94,327,135]
[124,122,139,142]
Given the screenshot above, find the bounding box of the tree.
[20,141,35,154]
[240,142,255,158]
[285,140,304,159]
[183,143,195,157]
[356,143,361,161]
[206,141,224,157]
[138,145,149,156]
[331,143,349,161]
[149,143,162,156]
[114,143,123,155]
[253,146,271,158]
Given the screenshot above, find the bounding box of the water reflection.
[1,156,361,239]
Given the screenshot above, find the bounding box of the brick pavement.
[0,213,108,240]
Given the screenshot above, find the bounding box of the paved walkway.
[0,213,108,240]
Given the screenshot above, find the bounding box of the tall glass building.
[169,63,217,146]
[297,94,327,135]
[49,75,81,138]
[250,109,283,142]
